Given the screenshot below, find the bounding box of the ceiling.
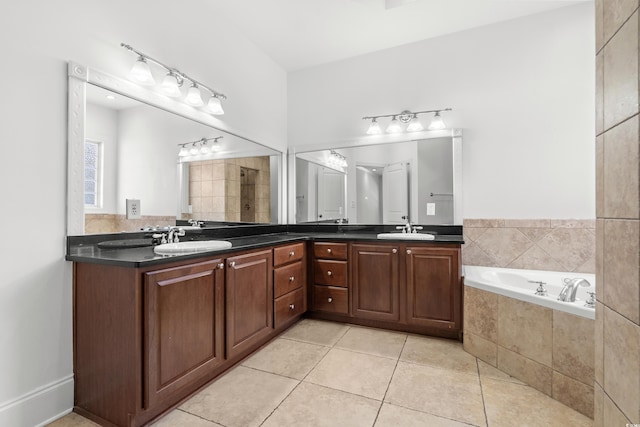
[206,0,591,71]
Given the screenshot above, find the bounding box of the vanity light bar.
[178,136,224,157]
[121,43,226,114]
[362,108,452,134]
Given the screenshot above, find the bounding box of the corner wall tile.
[603,11,639,130]
[596,219,604,301]
[603,0,639,44]
[595,302,604,386]
[463,331,498,366]
[463,287,498,341]
[603,116,640,218]
[594,383,604,427]
[552,311,594,385]
[603,219,640,323]
[604,390,633,425]
[596,135,604,216]
[603,306,640,422]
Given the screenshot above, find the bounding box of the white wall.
[288,3,595,219]
[0,0,287,425]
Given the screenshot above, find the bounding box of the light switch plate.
[126,199,141,219]
[427,203,436,216]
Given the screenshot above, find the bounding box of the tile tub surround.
[47,319,591,427]
[463,286,595,418]
[462,218,595,273]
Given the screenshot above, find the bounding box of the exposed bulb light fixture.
[185,84,204,107]
[206,95,225,115]
[428,111,446,130]
[178,136,224,158]
[328,150,348,169]
[366,117,382,135]
[128,56,156,86]
[362,108,452,135]
[121,43,226,115]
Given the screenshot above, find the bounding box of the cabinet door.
[405,246,461,332]
[144,259,225,409]
[351,243,400,321]
[226,249,273,359]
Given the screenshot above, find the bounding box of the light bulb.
[185,84,204,107]
[406,114,424,132]
[178,146,189,157]
[159,73,182,97]
[428,111,446,130]
[366,119,382,135]
[189,145,199,155]
[386,116,402,133]
[206,96,224,115]
[200,144,210,154]
[128,56,155,86]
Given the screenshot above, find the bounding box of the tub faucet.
[558,278,591,302]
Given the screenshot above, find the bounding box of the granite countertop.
[66,224,464,268]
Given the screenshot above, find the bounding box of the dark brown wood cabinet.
[351,243,400,322]
[310,242,349,314]
[143,259,225,409]
[405,245,461,332]
[225,249,273,359]
[273,242,307,328]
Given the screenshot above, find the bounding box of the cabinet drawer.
[274,243,305,267]
[274,287,305,329]
[314,260,347,287]
[313,285,348,314]
[274,261,304,298]
[313,242,347,260]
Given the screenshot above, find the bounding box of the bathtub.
[464,265,595,320]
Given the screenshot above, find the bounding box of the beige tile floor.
[49,319,592,427]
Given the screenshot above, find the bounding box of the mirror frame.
[287,129,463,225]
[67,61,285,235]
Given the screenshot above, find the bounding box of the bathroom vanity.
[67,225,462,427]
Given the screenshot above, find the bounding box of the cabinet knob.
[327,297,333,303]
[217,263,224,269]
[327,248,332,254]
[289,276,295,282]
[406,249,412,255]
[327,271,332,276]
[289,251,295,256]
[289,304,295,310]
[229,261,236,267]
[392,248,397,254]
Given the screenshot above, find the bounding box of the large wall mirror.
[289,131,462,225]
[67,62,283,235]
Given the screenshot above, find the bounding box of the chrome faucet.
[167,226,186,243]
[558,278,591,302]
[395,219,423,234]
[188,219,205,227]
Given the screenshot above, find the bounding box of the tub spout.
[558,278,591,302]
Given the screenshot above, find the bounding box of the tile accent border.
[462,218,595,273]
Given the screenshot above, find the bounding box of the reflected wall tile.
[603,219,640,323]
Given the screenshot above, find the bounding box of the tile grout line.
[476,358,490,427]
[258,323,353,426]
[370,334,408,426]
[177,407,230,427]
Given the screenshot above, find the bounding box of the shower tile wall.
[595,0,640,425]
[462,219,595,273]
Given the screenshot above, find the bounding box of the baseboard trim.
[0,375,74,427]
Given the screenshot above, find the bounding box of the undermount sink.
[376,232,435,240]
[154,240,232,255]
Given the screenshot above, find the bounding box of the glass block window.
[84,140,102,208]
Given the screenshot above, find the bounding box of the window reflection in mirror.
[293,137,457,225]
[84,84,280,234]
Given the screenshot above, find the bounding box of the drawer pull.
[392,248,397,254]
[289,303,295,310]
[229,261,236,267]
[327,271,332,276]
[327,297,333,303]
[289,276,295,282]
[327,248,332,254]
[217,263,224,269]
[289,251,295,256]
[406,249,412,255]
